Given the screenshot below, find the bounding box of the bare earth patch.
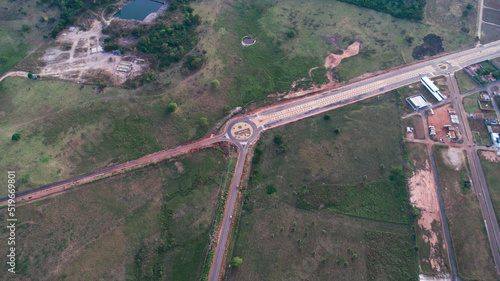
[441,147,465,171]
[281,41,361,99]
[408,162,447,274]
[324,40,361,69]
[481,150,500,163]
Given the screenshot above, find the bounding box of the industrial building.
[421,77,445,102]
[406,94,431,110]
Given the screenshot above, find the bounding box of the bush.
[21,24,30,32]
[199,117,208,127]
[324,114,331,120]
[231,257,243,268]
[167,102,178,113]
[286,29,296,38]
[266,184,277,195]
[11,133,21,141]
[27,73,33,79]
[273,134,284,145]
[210,80,220,88]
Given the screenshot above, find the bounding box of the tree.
[210,80,220,89]
[286,29,296,38]
[462,10,469,17]
[323,114,331,120]
[167,102,178,113]
[11,133,21,141]
[27,73,33,79]
[266,184,277,195]
[466,3,473,9]
[21,24,30,32]
[231,257,243,268]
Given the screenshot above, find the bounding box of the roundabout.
[230,121,254,140]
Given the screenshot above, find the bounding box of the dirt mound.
[324,40,361,69]
[412,34,444,60]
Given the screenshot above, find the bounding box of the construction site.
[40,21,147,85]
[427,104,461,144]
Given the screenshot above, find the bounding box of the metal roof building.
[421,77,445,102]
[406,94,431,110]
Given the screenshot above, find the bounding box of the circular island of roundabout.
[230,122,254,141]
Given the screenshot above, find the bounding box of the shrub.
[334,128,340,134]
[286,29,296,38]
[231,257,243,268]
[27,73,33,79]
[21,24,30,32]
[266,184,277,195]
[11,133,21,141]
[167,102,178,113]
[210,80,220,88]
[199,117,208,127]
[324,114,331,120]
[273,134,284,145]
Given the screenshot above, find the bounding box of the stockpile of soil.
[412,34,444,60]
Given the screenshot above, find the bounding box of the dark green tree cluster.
[137,0,202,71]
[335,0,426,20]
[42,0,118,38]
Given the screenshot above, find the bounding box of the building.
[491,132,500,149]
[421,77,445,102]
[406,94,431,110]
[450,115,459,124]
[429,126,436,136]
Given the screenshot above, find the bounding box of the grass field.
[478,151,500,227]
[228,92,418,280]
[468,117,493,146]
[432,145,498,280]
[0,148,234,280]
[0,77,230,197]
[402,115,426,139]
[0,0,60,75]
[455,69,479,94]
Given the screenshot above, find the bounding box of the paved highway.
[448,73,500,276]
[2,40,500,280]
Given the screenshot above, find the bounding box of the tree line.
[335,0,426,20]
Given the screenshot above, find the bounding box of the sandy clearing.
[481,150,500,163]
[280,41,361,99]
[324,40,361,69]
[442,147,465,171]
[408,163,447,273]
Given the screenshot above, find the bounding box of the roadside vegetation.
[228,93,418,280]
[478,151,500,226]
[0,148,233,280]
[432,145,498,280]
[0,77,225,196]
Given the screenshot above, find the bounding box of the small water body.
[115,0,164,21]
[243,37,255,44]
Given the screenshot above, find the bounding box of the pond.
[114,0,164,21]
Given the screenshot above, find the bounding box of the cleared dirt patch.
[408,165,447,274]
[324,40,361,69]
[441,147,465,171]
[481,150,500,163]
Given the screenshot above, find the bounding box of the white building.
[492,132,500,149]
[421,77,445,102]
[406,94,431,110]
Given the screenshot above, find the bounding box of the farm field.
[228,93,419,280]
[432,145,498,280]
[0,148,234,280]
[478,151,500,227]
[0,75,228,197]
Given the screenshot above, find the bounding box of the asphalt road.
[448,73,500,276]
[2,40,500,280]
